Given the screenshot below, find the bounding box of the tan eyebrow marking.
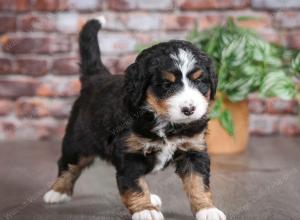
[190,69,203,80]
[162,71,176,83]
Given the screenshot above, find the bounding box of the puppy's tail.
[79,17,109,78]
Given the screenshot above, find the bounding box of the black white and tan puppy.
[43,18,226,220]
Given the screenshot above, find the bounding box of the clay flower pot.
[206,98,249,154]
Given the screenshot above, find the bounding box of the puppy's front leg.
[175,151,226,220]
[117,166,164,220]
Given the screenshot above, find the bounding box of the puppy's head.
[125,40,217,124]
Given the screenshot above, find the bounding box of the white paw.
[132,209,164,220]
[150,194,162,209]
[196,207,226,220]
[43,189,71,204]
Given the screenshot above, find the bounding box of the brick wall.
[0,0,299,140]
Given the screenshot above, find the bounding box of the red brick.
[33,120,58,140]
[100,13,126,31]
[0,58,14,75]
[249,114,280,135]
[31,119,67,140]
[52,57,79,75]
[99,33,137,54]
[116,54,136,73]
[12,118,66,140]
[51,35,71,53]
[15,97,72,119]
[163,15,196,31]
[16,97,49,118]
[56,12,79,33]
[266,99,298,115]
[0,120,16,140]
[68,0,103,11]
[134,33,155,45]
[279,116,300,136]
[2,36,51,54]
[126,13,161,31]
[0,100,14,116]
[47,99,73,118]
[108,0,127,11]
[2,35,71,54]
[137,0,173,10]
[0,0,31,11]
[19,14,56,32]
[102,56,119,74]
[33,0,68,11]
[16,59,49,76]
[248,96,266,114]
[0,77,38,99]
[286,31,300,49]
[275,11,300,29]
[35,84,54,97]
[0,16,17,33]
[199,15,224,30]
[108,0,173,11]
[258,29,282,45]
[235,14,271,30]
[178,0,250,10]
[252,0,300,10]
[36,77,81,97]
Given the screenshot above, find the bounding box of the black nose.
[181,106,196,116]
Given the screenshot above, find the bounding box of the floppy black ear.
[206,58,218,100]
[124,62,149,114]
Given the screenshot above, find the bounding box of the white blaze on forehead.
[170,48,196,76]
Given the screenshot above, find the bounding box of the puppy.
[43,18,226,220]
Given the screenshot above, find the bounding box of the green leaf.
[236,16,260,21]
[291,53,300,77]
[219,110,234,136]
[260,71,297,100]
[209,98,223,119]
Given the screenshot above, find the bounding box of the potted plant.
[188,18,299,154]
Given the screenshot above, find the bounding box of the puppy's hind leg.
[43,153,95,204]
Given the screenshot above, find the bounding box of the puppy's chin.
[167,114,205,124]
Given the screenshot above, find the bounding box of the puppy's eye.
[162,71,176,83]
[190,69,203,81]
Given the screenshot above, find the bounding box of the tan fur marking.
[51,156,95,195]
[176,133,207,152]
[126,133,148,153]
[146,90,168,115]
[178,142,206,152]
[162,71,176,82]
[126,133,162,154]
[181,173,213,214]
[121,178,156,214]
[190,69,203,80]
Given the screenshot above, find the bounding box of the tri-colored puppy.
[44,18,226,220]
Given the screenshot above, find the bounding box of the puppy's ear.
[206,58,218,100]
[124,62,149,113]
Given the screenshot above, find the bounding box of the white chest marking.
[151,134,206,172]
[152,139,177,172]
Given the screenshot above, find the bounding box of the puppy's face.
[125,41,217,124]
[146,49,211,124]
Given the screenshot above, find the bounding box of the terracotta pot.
[206,98,249,155]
